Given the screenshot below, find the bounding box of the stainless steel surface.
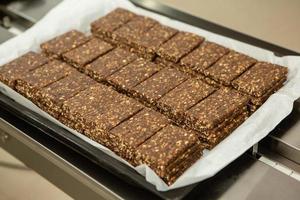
[262,100,300,165]
[5,0,61,23]
[0,130,9,144]
[0,0,61,34]
[186,155,300,200]
[0,26,14,43]
[259,148,300,174]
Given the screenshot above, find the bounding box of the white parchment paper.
[0,0,300,191]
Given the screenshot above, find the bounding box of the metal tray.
[0,1,299,199]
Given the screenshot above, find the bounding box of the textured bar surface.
[204,51,257,85]
[107,58,161,91]
[63,37,114,68]
[250,76,287,106]
[15,60,75,101]
[157,78,216,122]
[112,16,157,45]
[84,47,137,81]
[185,87,249,131]
[61,84,115,132]
[135,124,202,185]
[110,108,169,161]
[180,41,229,74]
[157,32,204,63]
[0,52,48,87]
[232,62,288,97]
[132,67,189,104]
[132,24,178,58]
[200,110,249,149]
[91,8,137,37]
[39,71,96,117]
[41,30,89,58]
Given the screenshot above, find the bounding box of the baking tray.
[0,1,299,199]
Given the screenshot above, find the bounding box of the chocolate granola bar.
[0,52,48,87]
[131,24,178,59]
[84,47,137,81]
[82,97,143,147]
[38,71,96,118]
[180,41,229,74]
[164,144,203,184]
[15,60,76,102]
[250,76,287,107]
[63,37,114,69]
[91,8,137,39]
[60,84,114,133]
[134,124,203,185]
[200,109,248,148]
[107,58,161,93]
[132,67,189,105]
[157,32,204,63]
[109,108,169,161]
[40,30,90,58]
[93,94,143,130]
[185,87,249,131]
[157,78,216,123]
[232,62,288,105]
[204,51,257,86]
[112,16,157,46]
